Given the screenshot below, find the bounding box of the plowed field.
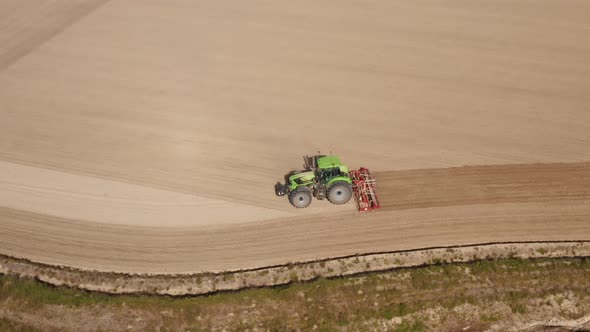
[1,0,589,274]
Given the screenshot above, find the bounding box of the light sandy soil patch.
[0,160,292,226]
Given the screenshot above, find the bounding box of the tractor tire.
[327,181,353,205]
[289,186,313,208]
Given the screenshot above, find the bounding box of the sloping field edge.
[1,241,589,296]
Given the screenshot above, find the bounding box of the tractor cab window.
[316,167,340,183]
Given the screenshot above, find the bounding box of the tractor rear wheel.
[327,181,353,205]
[289,186,312,208]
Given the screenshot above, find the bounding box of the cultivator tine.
[349,167,381,212]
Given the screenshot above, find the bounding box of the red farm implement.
[349,167,381,212]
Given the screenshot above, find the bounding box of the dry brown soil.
[1,163,589,274]
[0,0,589,274]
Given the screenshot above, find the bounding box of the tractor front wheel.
[327,181,353,205]
[289,186,313,208]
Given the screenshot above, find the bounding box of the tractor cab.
[314,156,349,184]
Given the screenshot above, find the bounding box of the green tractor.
[275,155,353,208]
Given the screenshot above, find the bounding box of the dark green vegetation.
[0,318,41,332]
[1,258,589,331]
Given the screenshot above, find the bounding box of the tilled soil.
[0,0,589,274]
[1,162,588,274]
[377,162,590,210]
